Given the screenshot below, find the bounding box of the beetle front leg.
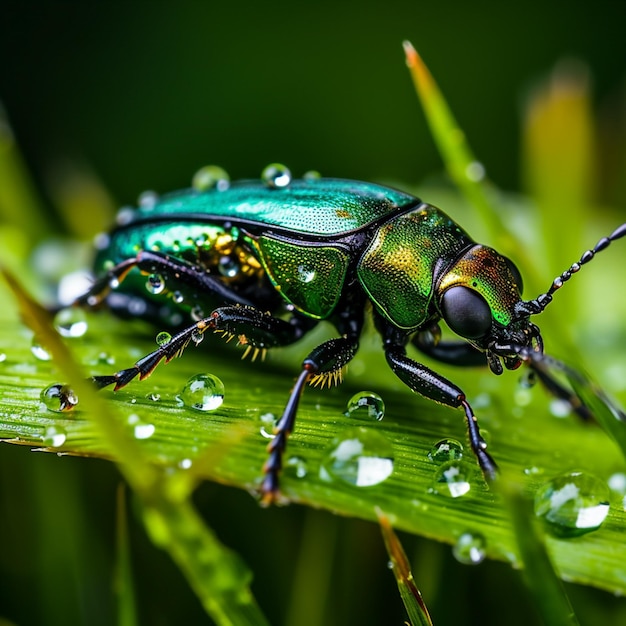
[91,306,312,390]
[261,336,359,504]
[385,345,498,482]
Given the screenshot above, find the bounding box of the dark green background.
[1,2,625,625]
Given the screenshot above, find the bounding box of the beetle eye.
[441,286,492,339]
[503,256,524,295]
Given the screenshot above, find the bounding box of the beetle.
[73,165,626,503]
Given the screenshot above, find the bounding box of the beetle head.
[436,244,540,374]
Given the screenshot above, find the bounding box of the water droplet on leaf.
[180,373,225,411]
[344,391,385,421]
[54,307,88,338]
[534,471,610,537]
[453,531,486,565]
[321,427,394,487]
[428,438,463,464]
[41,383,78,412]
[432,461,471,498]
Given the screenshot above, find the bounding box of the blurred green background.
[1,1,625,625]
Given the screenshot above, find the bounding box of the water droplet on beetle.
[146,273,165,295]
[428,438,464,464]
[127,413,155,440]
[40,383,78,412]
[218,256,240,278]
[192,165,230,192]
[261,163,292,189]
[534,471,610,537]
[303,170,321,180]
[321,427,394,487]
[344,391,385,421]
[453,531,486,565]
[191,328,204,345]
[179,373,225,411]
[296,264,316,283]
[191,305,205,322]
[42,425,67,447]
[54,308,88,338]
[31,339,52,361]
[432,461,471,498]
[155,331,172,346]
[138,190,159,209]
[172,291,184,304]
[115,206,135,225]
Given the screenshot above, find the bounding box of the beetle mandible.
[72,167,626,502]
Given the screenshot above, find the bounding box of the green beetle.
[75,168,626,502]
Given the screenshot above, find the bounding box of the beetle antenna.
[514,222,626,319]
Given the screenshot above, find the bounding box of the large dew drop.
[321,427,394,487]
[534,471,610,538]
[344,391,385,421]
[179,373,225,412]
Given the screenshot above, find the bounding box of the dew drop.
[40,383,79,412]
[432,461,471,498]
[179,373,225,411]
[285,455,308,479]
[31,339,52,361]
[191,328,204,345]
[428,439,463,464]
[608,472,626,495]
[54,308,88,338]
[259,412,277,439]
[192,165,230,192]
[127,413,156,440]
[0,352,6,363]
[138,190,159,209]
[453,532,487,565]
[115,206,135,226]
[178,458,193,470]
[261,163,292,189]
[303,170,321,180]
[465,161,486,182]
[519,370,537,389]
[42,425,67,448]
[146,273,165,295]
[534,471,610,537]
[296,264,316,283]
[172,291,184,304]
[344,391,385,421]
[146,392,161,402]
[155,331,172,346]
[218,256,240,278]
[191,305,205,322]
[321,427,394,487]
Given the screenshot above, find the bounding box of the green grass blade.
[504,483,580,626]
[115,485,139,626]
[378,509,433,626]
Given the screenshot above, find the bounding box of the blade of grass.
[377,508,433,626]
[116,484,138,626]
[0,268,271,626]
[502,481,580,626]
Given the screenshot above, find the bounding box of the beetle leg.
[91,306,314,390]
[384,345,498,483]
[261,336,360,504]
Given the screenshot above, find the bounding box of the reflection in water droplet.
[285,455,308,479]
[259,413,277,439]
[428,438,463,464]
[453,532,486,565]
[54,308,88,338]
[155,331,172,347]
[146,273,165,295]
[42,425,67,448]
[261,163,292,189]
[296,264,316,283]
[192,165,230,192]
[321,427,394,487]
[40,383,79,412]
[180,373,225,411]
[127,414,156,440]
[432,461,471,498]
[534,471,610,537]
[344,391,385,421]
[31,339,52,361]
